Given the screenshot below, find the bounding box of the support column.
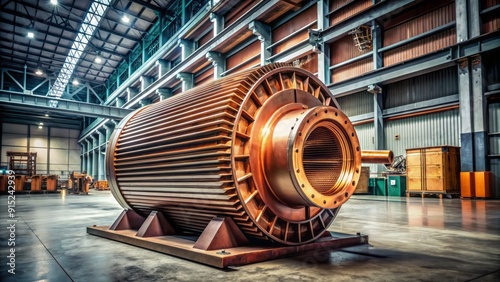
[456,1,487,172]
[210,12,223,36]
[458,59,474,171]
[471,55,488,171]
[140,76,154,92]
[177,72,194,92]
[156,59,171,78]
[372,20,383,70]
[81,141,87,174]
[368,84,384,173]
[467,0,481,39]
[85,139,92,175]
[249,21,271,66]
[156,88,172,101]
[97,129,105,181]
[456,0,469,43]
[179,39,195,61]
[91,135,98,180]
[316,0,330,85]
[206,51,225,79]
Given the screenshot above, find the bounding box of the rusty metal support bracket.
[136,211,176,238]
[308,29,323,53]
[193,217,249,251]
[109,209,145,231]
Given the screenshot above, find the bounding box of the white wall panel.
[2,123,28,134]
[51,128,70,137]
[30,137,48,148]
[354,123,375,151]
[50,149,68,164]
[2,133,28,146]
[30,125,48,136]
[34,148,48,163]
[385,109,460,157]
[69,138,80,150]
[69,150,80,164]
[36,164,47,174]
[69,129,79,138]
[50,137,69,149]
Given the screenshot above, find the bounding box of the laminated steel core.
[106,64,363,245]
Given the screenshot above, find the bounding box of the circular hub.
[261,104,359,209]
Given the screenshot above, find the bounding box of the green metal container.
[374,178,387,196]
[387,175,407,197]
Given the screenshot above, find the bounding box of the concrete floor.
[0,191,499,282]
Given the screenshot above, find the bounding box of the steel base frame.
[87,218,368,268]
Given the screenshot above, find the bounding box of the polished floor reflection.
[0,192,498,281]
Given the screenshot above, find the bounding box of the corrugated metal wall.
[382,2,456,66]
[354,122,378,175]
[482,0,500,34]
[383,3,455,46]
[489,102,500,193]
[330,35,370,65]
[490,103,500,155]
[385,67,458,108]
[354,122,375,151]
[226,40,260,73]
[194,67,213,86]
[224,0,258,26]
[329,0,372,26]
[296,53,318,74]
[336,90,373,116]
[272,5,317,54]
[383,29,456,66]
[331,57,372,83]
[384,109,460,157]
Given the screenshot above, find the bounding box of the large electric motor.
[106,63,389,245]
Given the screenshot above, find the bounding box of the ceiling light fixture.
[35,69,43,75]
[45,113,49,117]
[122,15,130,23]
[39,122,44,126]
[72,79,79,86]
[50,0,58,5]
[94,52,103,63]
[38,125,43,129]
[27,31,35,38]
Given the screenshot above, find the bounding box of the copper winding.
[106,63,387,245]
[361,150,394,164]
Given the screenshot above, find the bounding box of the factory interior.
[0,0,499,281]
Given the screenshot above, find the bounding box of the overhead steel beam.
[329,31,500,96]
[12,0,148,36]
[322,0,416,43]
[110,0,282,107]
[128,0,164,13]
[0,16,130,58]
[348,95,460,122]
[331,51,453,96]
[0,91,133,119]
[0,7,141,42]
[0,40,120,70]
[0,51,64,68]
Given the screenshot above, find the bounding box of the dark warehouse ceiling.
[0,0,172,89]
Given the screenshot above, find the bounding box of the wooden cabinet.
[406,146,460,194]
